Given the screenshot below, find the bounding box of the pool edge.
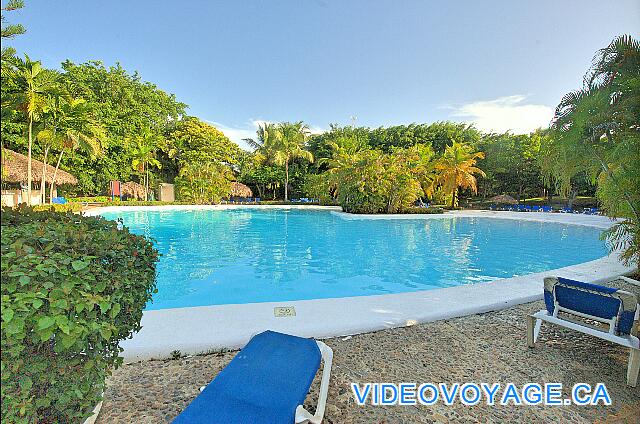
[105,207,634,363]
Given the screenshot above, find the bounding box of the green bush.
[1,206,159,423]
[68,196,112,203]
[32,203,86,213]
[400,207,445,214]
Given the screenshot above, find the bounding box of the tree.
[164,117,241,168]
[39,96,104,203]
[245,122,314,201]
[175,161,233,204]
[271,122,314,201]
[545,35,640,264]
[130,130,162,200]
[319,144,435,213]
[10,56,55,205]
[1,0,25,62]
[432,142,485,207]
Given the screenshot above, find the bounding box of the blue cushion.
[173,331,321,424]
[553,277,620,320]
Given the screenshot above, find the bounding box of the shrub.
[32,203,86,213]
[1,206,159,423]
[67,196,112,203]
[319,145,435,214]
[400,207,445,214]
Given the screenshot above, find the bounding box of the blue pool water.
[100,209,608,310]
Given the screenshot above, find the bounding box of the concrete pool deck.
[86,207,635,362]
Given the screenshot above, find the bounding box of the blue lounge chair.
[52,197,67,204]
[540,205,553,213]
[173,331,333,423]
[527,277,640,387]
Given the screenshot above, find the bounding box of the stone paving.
[97,279,640,423]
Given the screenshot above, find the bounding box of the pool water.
[100,209,608,310]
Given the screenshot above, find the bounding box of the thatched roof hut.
[121,181,146,200]
[489,194,518,204]
[1,148,78,185]
[230,182,252,197]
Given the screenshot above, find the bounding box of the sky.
[5,1,639,149]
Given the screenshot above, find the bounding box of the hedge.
[1,206,159,423]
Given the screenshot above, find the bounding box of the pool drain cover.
[274,306,296,317]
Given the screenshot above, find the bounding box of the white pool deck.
[87,206,636,362]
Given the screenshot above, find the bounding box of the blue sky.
[6,1,639,148]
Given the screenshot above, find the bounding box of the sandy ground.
[97,279,640,423]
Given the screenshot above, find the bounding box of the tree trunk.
[49,151,64,204]
[27,117,33,206]
[145,165,149,201]
[284,160,289,201]
[41,147,49,205]
[567,190,577,208]
[451,188,457,208]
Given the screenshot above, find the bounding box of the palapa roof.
[230,182,252,197]
[121,181,146,199]
[489,194,518,204]
[1,148,78,185]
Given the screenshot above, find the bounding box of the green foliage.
[432,142,485,207]
[545,34,640,265]
[165,117,240,202]
[308,122,481,161]
[400,206,445,214]
[165,117,242,166]
[32,203,85,213]
[245,121,314,201]
[175,162,233,204]
[476,130,546,200]
[1,206,159,423]
[68,196,111,203]
[319,145,435,214]
[1,0,25,41]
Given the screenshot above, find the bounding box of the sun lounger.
[52,197,68,204]
[527,277,640,387]
[173,331,333,423]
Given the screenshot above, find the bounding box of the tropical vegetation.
[542,35,640,265]
[1,207,159,423]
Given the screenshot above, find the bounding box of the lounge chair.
[173,331,333,423]
[526,277,640,387]
[52,197,68,204]
[540,205,553,213]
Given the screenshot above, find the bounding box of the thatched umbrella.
[1,148,78,185]
[121,181,146,200]
[489,194,518,204]
[230,182,252,197]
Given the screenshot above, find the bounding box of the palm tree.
[245,122,314,201]
[44,97,104,203]
[547,34,640,264]
[130,130,162,200]
[432,142,485,207]
[272,122,313,201]
[11,56,55,205]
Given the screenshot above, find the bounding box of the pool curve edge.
[85,206,636,362]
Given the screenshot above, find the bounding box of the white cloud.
[206,119,324,151]
[204,119,269,150]
[450,95,554,134]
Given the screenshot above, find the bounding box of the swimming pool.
[99,208,608,310]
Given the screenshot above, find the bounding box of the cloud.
[450,95,554,134]
[204,120,269,150]
[207,119,324,151]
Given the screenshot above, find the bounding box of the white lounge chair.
[527,276,640,387]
